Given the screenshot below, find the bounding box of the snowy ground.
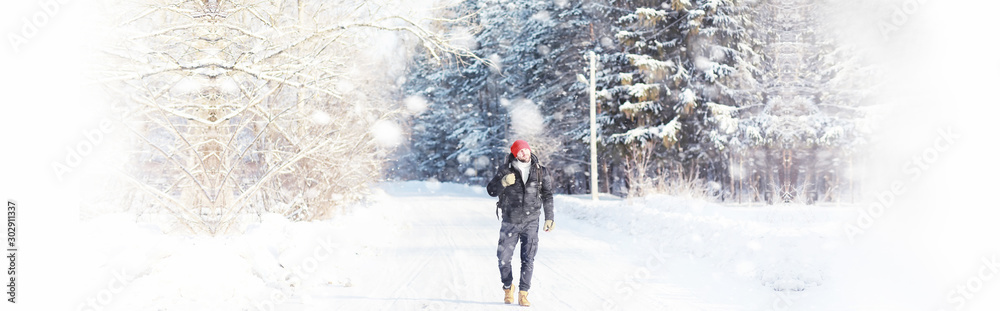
[75,181,1000,311]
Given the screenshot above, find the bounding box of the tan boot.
[503,286,516,304]
[518,290,530,307]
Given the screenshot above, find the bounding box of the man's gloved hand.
[501,173,516,187]
[543,220,554,232]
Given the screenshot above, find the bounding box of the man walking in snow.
[487,139,555,307]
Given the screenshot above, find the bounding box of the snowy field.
[72,181,1000,310]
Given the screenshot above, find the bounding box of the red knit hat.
[510,140,529,156]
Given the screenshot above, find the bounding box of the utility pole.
[589,51,598,202]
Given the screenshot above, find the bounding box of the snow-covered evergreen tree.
[396,0,506,183]
[749,0,879,203]
[600,0,763,197]
[398,0,602,189]
[394,0,876,204]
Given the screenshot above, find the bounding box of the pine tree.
[600,0,763,197]
[394,0,874,204]
[398,0,604,189]
[749,0,878,203]
[397,0,506,183]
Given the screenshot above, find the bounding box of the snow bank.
[76,191,403,311]
[556,194,853,292]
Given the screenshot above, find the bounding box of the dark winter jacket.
[487,153,554,224]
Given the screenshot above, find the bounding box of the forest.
[92,0,881,233]
[393,0,878,204]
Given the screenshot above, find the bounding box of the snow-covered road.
[77,181,1000,311]
[277,182,769,310]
